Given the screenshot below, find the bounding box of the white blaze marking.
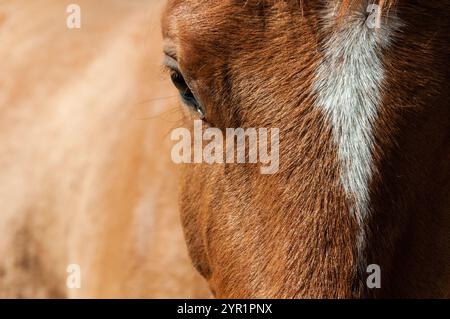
[314,3,400,266]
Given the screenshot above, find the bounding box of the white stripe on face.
[313,1,401,271]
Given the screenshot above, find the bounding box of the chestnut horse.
[1,0,449,299]
[162,0,450,298]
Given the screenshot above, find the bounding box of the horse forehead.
[162,0,317,79]
[162,0,291,42]
[164,0,255,19]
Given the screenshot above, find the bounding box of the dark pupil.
[170,70,202,116]
[170,70,189,93]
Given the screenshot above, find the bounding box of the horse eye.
[169,69,205,119]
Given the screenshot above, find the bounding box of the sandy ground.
[0,0,209,298]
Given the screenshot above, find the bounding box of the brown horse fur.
[162,0,450,298]
[1,0,448,299]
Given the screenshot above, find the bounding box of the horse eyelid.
[163,54,179,71]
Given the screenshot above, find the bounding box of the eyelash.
[167,67,205,120]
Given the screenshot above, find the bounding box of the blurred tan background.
[0,0,209,298]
